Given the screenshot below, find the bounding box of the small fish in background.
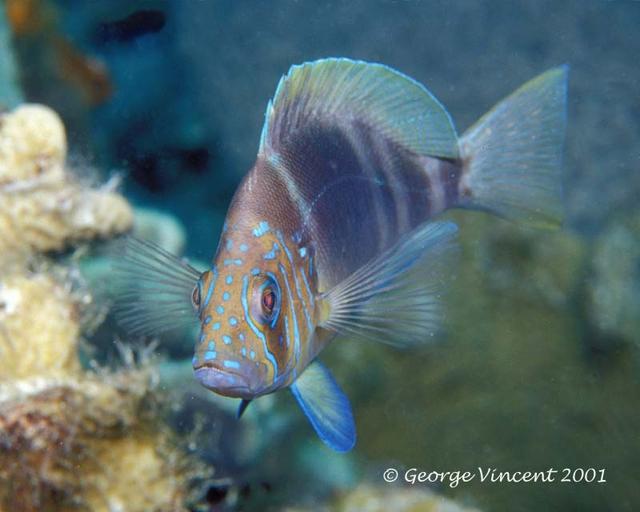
[5,0,113,106]
[117,58,568,452]
[52,36,112,105]
[94,9,166,44]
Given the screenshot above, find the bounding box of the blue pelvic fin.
[260,58,459,160]
[459,66,568,228]
[318,221,458,347]
[291,360,356,452]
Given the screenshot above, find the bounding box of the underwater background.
[0,0,639,511]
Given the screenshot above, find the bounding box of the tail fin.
[458,66,568,228]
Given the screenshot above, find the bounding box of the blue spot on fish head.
[252,221,270,237]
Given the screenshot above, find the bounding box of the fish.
[95,9,166,44]
[116,58,568,452]
[6,0,113,106]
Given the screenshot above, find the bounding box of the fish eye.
[192,284,201,308]
[252,275,280,326]
[262,288,276,315]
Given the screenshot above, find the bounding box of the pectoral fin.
[318,221,458,347]
[291,361,356,452]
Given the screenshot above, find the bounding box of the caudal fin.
[458,66,568,228]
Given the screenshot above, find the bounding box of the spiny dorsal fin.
[259,58,458,160]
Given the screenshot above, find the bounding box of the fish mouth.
[193,364,255,399]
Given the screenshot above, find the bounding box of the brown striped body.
[255,120,464,290]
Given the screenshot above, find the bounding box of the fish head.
[192,221,315,399]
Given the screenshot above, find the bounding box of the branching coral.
[0,104,208,511]
[0,104,133,257]
[0,269,205,512]
[0,271,81,380]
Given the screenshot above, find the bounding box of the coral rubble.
[0,104,132,258]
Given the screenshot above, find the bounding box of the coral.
[332,484,481,512]
[0,104,133,258]
[282,484,481,512]
[586,210,640,347]
[0,366,196,512]
[0,268,207,511]
[132,207,187,256]
[0,103,66,184]
[0,271,81,380]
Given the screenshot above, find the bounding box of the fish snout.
[193,362,266,399]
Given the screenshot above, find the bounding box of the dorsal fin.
[259,58,459,159]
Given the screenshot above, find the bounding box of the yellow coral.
[0,270,205,511]
[0,272,81,380]
[87,435,188,512]
[0,104,133,257]
[0,370,194,512]
[0,104,66,184]
[283,484,482,512]
[333,484,481,512]
[0,105,205,512]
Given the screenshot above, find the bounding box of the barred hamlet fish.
[117,58,567,452]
